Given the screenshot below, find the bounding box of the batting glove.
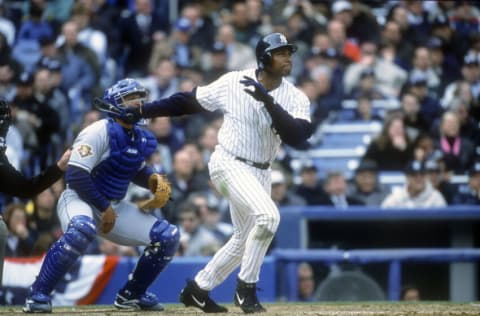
[240,76,274,105]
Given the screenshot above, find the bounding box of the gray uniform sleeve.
[69,120,110,172]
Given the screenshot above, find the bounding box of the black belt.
[235,157,270,170]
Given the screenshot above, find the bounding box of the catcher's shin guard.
[119,220,179,297]
[29,216,96,296]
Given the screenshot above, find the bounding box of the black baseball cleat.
[234,278,266,314]
[179,280,228,313]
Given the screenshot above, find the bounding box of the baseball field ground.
[1,302,480,315]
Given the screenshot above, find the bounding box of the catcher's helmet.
[103,78,148,123]
[256,33,297,69]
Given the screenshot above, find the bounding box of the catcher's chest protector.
[92,119,157,200]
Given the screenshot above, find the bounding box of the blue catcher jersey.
[69,118,157,200]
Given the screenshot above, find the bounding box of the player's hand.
[56,148,72,171]
[240,76,274,105]
[100,206,116,234]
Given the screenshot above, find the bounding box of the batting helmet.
[256,33,297,69]
[103,78,148,123]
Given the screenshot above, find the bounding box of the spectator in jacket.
[215,23,256,71]
[297,262,315,302]
[4,203,36,257]
[178,201,221,257]
[348,67,386,101]
[57,20,100,99]
[406,72,443,129]
[425,158,457,205]
[13,71,60,171]
[435,111,476,173]
[349,94,383,123]
[118,0,169,77]
[319,171,364,208]
[452,161,480,205]
[362,113,415,171]
[202,202,233,246]
[295,162,328,205]
[409,46,441,97]
[327,18,360,64]
[381,160,447,208]
[343,40,407,98]
[347,159,389,206]
[271,169,306,207]
[401,92,430,141]
[164,148,209,223]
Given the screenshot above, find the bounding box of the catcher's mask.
[256,32,297,70]
[103,78,148,125]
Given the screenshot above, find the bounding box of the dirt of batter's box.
[1,303,479,316]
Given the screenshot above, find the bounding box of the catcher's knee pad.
[63,215,97,253]
[150,220,180,257]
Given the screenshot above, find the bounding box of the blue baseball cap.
[425,159,440,172]
[16,72,33,85]
[469,161,480,175]
[175,17,191,32]
[409,72,428,86]
[211,41,226,53]
[405,160,426,174]
[463,53,479,66]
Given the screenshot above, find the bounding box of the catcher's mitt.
[139,173,171,209]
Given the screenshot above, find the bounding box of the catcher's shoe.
[179,280,228,313]
[114,290,164,311]
[23,292,52,313]
[234,278,266,314]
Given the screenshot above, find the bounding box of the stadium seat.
[320,133,372,148]
[290,147,365,180]
[314,121,382,149]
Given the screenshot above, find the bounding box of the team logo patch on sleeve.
[77,144,93,158]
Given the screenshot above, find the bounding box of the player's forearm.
[264,102,313,147]
[66,166,110,212]
[132,165,155,189]
[140,91,205,118]
[0,154,63,198]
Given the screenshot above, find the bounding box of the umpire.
[0,99,71,286]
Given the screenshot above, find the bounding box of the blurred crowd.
[1,0,480,258]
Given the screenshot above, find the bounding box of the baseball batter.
[23,79,179,313]
[123,32,312,313]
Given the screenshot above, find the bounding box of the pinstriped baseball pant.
[195,149,280,290]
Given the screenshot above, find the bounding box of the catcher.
[23,79,179,313]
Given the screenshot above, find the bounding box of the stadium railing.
[276,205,480,302]
[273,248,480,301]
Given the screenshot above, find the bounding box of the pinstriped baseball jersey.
[196,69,310,163]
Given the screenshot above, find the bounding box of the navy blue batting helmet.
[256,33,297,69]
